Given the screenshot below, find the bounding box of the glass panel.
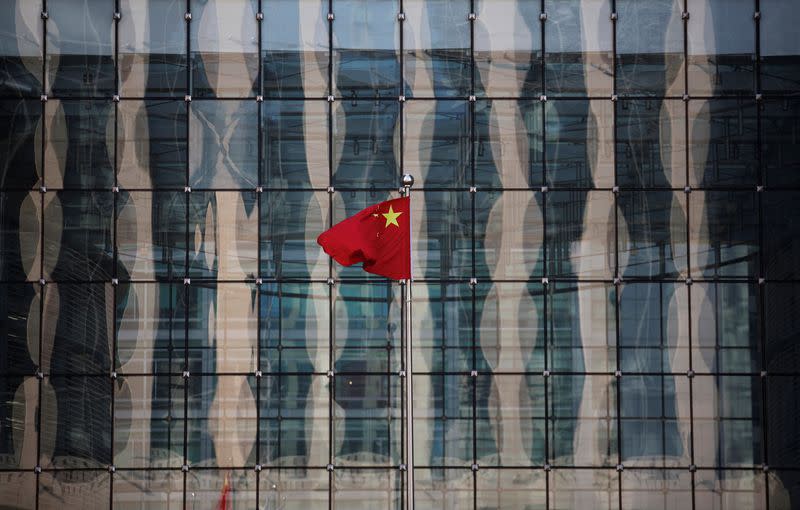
[113,469,184,509]
[475,99,541,188]
[618,191,687,279]
[262,0,328,97]
[0,376,38,469]
[689,191,759,278]
[476,282,544,373]
[119,0,188,96]
[117,191,187,280]
[693,376,762,468]
[185,469,257,509]
[763,98,800,188]
[404,0,470,98]
[547,191,614,279]
[332,100,399,189]
[477,469,547,509]
[262,100,328,188]
[549,375,616,467]
[260,469,329,509]
[687,0,754,97]
[0,471,36,509]
[0,0,42,96]
[691,283,759,374]
[767,376,800,468]
[190,0,258,98]
[544,0,613,97]
[549,282,615,373]
[42,283,114,375]
[475,190,543,279]
[769,471,799,510]
[0,284,39,375]
[763,192,800,280]
[260,374,329,467]
[616,0,684,97]
[619,282,689,374]
[42,375,112,468]
[187,283,258,374]
[760,0,800,95]
[46,0,114,97]
[113,375,185,468]
[260,282,329,373]
[117,100,188,190]
[412,282,472,374]
[416,468,473,508]
[413,374,473,466]
[38,471,110,509]
[333,375,401,466]
[260,190,329,279]
[332,469,401,509]
[334,282,400,374]
[412,191,471,279]
[620,469,692,509]
[403,100,470,189]
[332,0,400,97]
[550,469,618,510]
[696,469,766,510]
[765,284,800,374]
[0,100,41,190]
[188,191,258,280]
[688,99,757,187]
[43,191,115,281]
[186,375,257,467]
[547,100,614,188]
[616,99,686,188]
[189,101,258,189]
[620,374,691,467]
[474,0,541,97]
[0,192,39,282]
[44,100,114,190]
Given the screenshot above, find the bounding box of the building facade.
[0,0,799,508]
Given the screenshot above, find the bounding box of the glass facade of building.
[0,0,799,508]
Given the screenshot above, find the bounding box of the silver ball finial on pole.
[402,174,415,187]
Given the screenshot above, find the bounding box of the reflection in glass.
[262,101,328,187]
[0,0,42,96]
[0,100,41,190]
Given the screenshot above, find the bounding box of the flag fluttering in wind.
[317,196,411,280]
[217,472,231,510]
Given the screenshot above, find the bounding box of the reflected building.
[0,0,799,509]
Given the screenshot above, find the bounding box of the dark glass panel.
[763,191,800,280]
[765,283,800,374]
[0,376,38,469]
[0,191,39,281]
[763,98,800,188]
[262,100,328,187]
[0,284,38,375]
[767,376,800,468]
[547,191,614,279]
[0,1,42,96]
[547,100,614,188]
[760,2,800,96]
[0,100,41,190]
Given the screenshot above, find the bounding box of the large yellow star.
[382,205,403,228]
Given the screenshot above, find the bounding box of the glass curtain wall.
[0,0,798,509]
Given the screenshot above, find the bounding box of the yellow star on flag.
[382,205,403,228]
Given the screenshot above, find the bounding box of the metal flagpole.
[402,174,415,510]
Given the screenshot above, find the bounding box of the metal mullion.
[327,1,334,508]
[469,0,476,498]
[256,0,263,503]
[110,1,120,503]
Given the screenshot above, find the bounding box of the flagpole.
[402,173,415,510]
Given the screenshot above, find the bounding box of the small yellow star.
[382,205,403,228]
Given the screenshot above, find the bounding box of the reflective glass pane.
[404,0,470,98]
[190,0,259,98]
[0,471,36,509]
[119,0,188,96]
[113,375,185,469]
[46,0,114,97]
[333,0,400,97]
[260,469,329,509]
[550,469,618,510]
[766,376,800,468]
[544,0,613,96]
[0,284,39,375]
[38,471,110,509]
[189,101,258,189]
[262,100,328,188]
[332,469,401,509]
[186,375,257,467]
[475,99,541,188]
[477,469,546,509]
[687,0,754,97]
[185,469,257,509]
[763,98,800,189]
[760,0,800,95]
[416,468,473,508]
[765,283,800,374]
[0,376,38,469]
[0,191,40,282]
[620,469,692,509]
[616,0,684,96]
[0,100,41,190]
[547,100,614,188]
[261,190,328,279]
[113,469,184,509]
[413,374,473,466]
[763,192,800,280]
[695,469,766,510]
[262,0,328,97]
[547,191,614,279]
[0,0,42,96]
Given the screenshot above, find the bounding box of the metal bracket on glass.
[612,185,619,194]
[761,370,768,378]
[686,277,693,286]
[468,13,476,21]
[471,463,479,472]
[399,370,406,378]
[34,466,42,474]
[682,93,690,102]
[255,464,262,472]
[399,464,407,471]
[112,94,120,103]
[686,369,695,378]
[469,186,477,193]
[39,278,46,286]
[327,464,335,471]
[757,185,764,192]
[108,465,116,473]
[684,186,691,194]
[256,12,264,21]
[40,94,47,102]
[755,93,763,102]
[689,464,697,472]
[541,185,548,193]
[398,95,406,102]
[327,186,335,194]
[613,276,622,286]
[327,370,334,378]
[397,12,405,21]
[539,12,547,21]
[112,185,119,193]
[327,277,335,286]
[681,11,690,20]
[470,370,478,378]
[255,277,263,285]
[182,464,189,472]
[541,277,549,286]
[611,94,618,102]
[184,278,191,286]
[184,94,191,102]
[610,12,617,21]
[615,370,622,378]
[469,277,477,287]
[39,185,46,194]
[255,370,262,378]
[113,12,121,20]
[616,464,624,472]
[327,12,335,21]
[255,186,263,194]
[327,95,335,102]
[184,186,191,193]
[763,464,769,473]
[110,371,117,380]
[542,370,550,378]
[184,12,192,21]
[256,95,263,103]
[759,277,765,285]
[469,95,476,102]
[754,11,761,20]
[543,464,551,472]
[183,370,190,379]
[111,278,119,286]
[539,94,547,102]
[40,11,48,20]
[36,370,43,380]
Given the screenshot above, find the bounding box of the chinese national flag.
[317,196,411,280]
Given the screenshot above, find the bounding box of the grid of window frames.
[0,0,799,509]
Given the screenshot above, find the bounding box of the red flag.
[217,472,231,510]
[317,196,411,280]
